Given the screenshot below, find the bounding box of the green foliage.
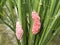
[0,0,60,45]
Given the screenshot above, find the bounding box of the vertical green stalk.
[53,0,60,16]
[37,0,42,14]
[38,0,58,45]
[47,26,60,45]
[18,0,27,45]
[18,0,22,21]
[21,1,27,45]
[17,38,21,45]
[18,0,28,45]
[32,0,40,12]
[40,10,60,45]
[32,0,42,45]
[27,0,35,45]
[17,0,21,45]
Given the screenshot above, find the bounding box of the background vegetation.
[0,0,60,45]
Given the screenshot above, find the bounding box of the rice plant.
[0,0,60,45]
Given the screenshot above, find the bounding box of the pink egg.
[16,21,23,40]
[32,11,41,35]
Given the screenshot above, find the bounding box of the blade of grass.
[21,0,28,45]
[40,10,60,45]
[7,0,16,29]
[28,0,34,45]
[17,0,22,45]
[47,26,60,45]
[0,18,15,32]
[38,0,57,45]
[53,0,60,16]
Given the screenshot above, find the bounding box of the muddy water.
[0,24,18,45]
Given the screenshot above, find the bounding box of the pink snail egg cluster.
[16,11,41,40]
[32,11,41,35]
[16,21,23,40]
